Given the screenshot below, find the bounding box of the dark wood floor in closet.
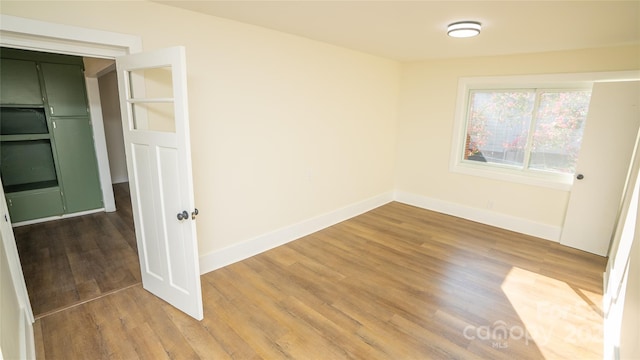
[14,182,140,318]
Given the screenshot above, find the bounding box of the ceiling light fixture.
[447,21,482,38]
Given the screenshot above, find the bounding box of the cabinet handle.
[50,106,54,115]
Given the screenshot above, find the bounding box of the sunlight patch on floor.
[501,266,603,359]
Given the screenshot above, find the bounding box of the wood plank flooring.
[15,182,140,318]
[34,201,606,359]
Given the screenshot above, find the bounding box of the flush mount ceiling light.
[447,21,482,38]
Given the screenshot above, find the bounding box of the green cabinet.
[0,49,103,223]
[5,188,64,223]
[52,118,102,213]
[40,63,90,117]
[0,59,43,105]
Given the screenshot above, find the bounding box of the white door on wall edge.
[560,81,640,256]
[115,46,203,320]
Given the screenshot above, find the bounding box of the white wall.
[98,70,128,184]
[395,45,640,239]
[0,1,400,258]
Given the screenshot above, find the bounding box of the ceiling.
[156,1,640,61]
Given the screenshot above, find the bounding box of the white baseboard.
[199,190,562,275]
[112,177,129,184]
[394,191,562,242]
[198,192,394,274]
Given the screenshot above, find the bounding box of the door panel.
[0,59,42,105]
[560,81,640,255]
[52,118,103,213]
[40,63,89,117]
[116,46,202,320]
[131,143,163,278]
[0,178,35,359]
[5,188,64,223]
[157,146,190,291]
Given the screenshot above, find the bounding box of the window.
[451,72,639,190]
[464,89,592,175]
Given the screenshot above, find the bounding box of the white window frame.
[450,71,640,191]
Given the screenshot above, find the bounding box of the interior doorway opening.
[1,15,204,325]
[1,47,139,317]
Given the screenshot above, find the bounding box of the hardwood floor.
[15,182,140,318]
[34,202,606,359]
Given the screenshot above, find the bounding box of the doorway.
[0,16,142,323]
[1,15,204,323]
[3,49,139,317]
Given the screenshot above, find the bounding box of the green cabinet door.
[51,118,103,213]
[0,59,43,105]
[40,63,89,117]
[5,187,64,223]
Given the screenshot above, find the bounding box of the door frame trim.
[0,15,141,57]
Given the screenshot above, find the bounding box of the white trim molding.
[85,76,117,212]
[394,191,562,242]
[199,192,394,274]
[0,15,141,58]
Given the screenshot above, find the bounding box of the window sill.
[451,161,573,191]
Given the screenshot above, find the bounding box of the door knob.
[191,208,199,220]
[177,210,189,220]
[576,174,584,180]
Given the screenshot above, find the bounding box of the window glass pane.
[126,66,176,133]
[132,102,176,133]
[528,91,591,174]
[128,67,173,99]
[465,91,535,167]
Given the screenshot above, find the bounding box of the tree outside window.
[465,89,591,175]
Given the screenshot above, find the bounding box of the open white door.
[116,46,202,320]
[602,128,640,359]
[0,178,35,359]
[560,81,640,256]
